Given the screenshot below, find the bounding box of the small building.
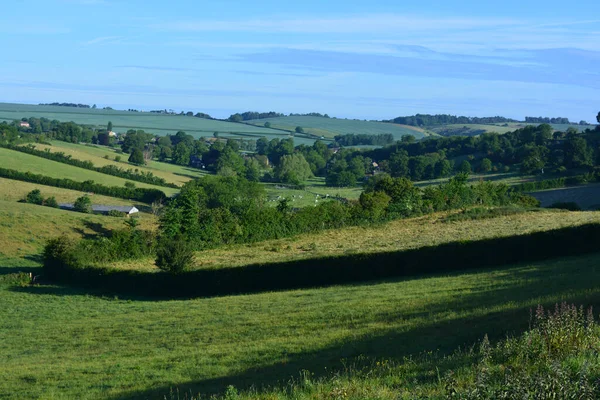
[59,203,139,216]
[108,131,118,137]
[19,121,30,128]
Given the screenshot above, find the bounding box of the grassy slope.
[0,200,156,257]
[433,122,596,136]
[2,250,600,399]
[0,147,178,196]
[31,141,206,186]
[120,209,600,271]
[0,103,282,137]
[246,116,426,140]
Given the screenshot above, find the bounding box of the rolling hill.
[244,116,429,140]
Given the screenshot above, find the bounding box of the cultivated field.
[0,103,282,138]
[0,147,178,196]
[245,116,427,140]
[431,122,596,136]
[2,248,600,399]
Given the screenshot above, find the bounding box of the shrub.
[128,149,145,165]
[549,202,582,211]
[155,236,195,274]
[114,155,121,162]
[44,196,59,208]
[74,195,92,213]
[107,209,123,217]
[25,189,44,205]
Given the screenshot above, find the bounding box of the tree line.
[0,167,166,203]
[0,143,177,188]
[388,114,518,126]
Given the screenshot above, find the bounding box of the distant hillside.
[245,115,427,141]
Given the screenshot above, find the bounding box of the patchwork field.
[30,141,206,186]
[246,116,427,140]
[0,103,282,137]
[0,147,178,196]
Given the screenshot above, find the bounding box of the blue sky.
[1,0,599,121]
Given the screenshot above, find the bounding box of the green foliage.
[44,196,59,208]
[479,158,492,173]
[108,209,124,217]
[25,189,44,205]
[73,195,92,213]
[0,143,174,188]
[0,166,166,203]
[155,235,195,274]
[275,153,313,184]
[458,160,472,173]
[128,148,145,166]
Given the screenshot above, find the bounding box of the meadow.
[431,122,597,136]
[245,116,427,140]
[0,147,178,196]
[2,249,600,399]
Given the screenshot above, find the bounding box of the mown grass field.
[0,199,156,257]
[30,141,206,186]
[0,147,179,196]
[2,248,600,399]
[245,116,426,140]
[117,209,600,272]
[0,103,282,137]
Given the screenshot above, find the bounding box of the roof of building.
[59,204,139,214]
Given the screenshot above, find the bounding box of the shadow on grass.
[106,285,600,400]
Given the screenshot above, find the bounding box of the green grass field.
[31,141,207,186]
[2,248,600,399]
[0,199,156,257]
[245,116,427,140]
[0,147,178,196]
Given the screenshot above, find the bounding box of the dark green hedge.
[1,143,178,188]
[0,167,166,203]
[43,223,600,299]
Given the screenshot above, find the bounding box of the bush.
[549,202,582,211]
[107,210,123,217]
[25,189,44,205]
[155,236,195,274]
[114,155,121,162]
[74,195,92,213]
[44,196,59,208]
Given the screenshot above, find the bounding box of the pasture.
[0,147,178,196]
[431,122,597,136]
[0,199,156,257]
[2,248,600,399]
[245,116,427,140]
